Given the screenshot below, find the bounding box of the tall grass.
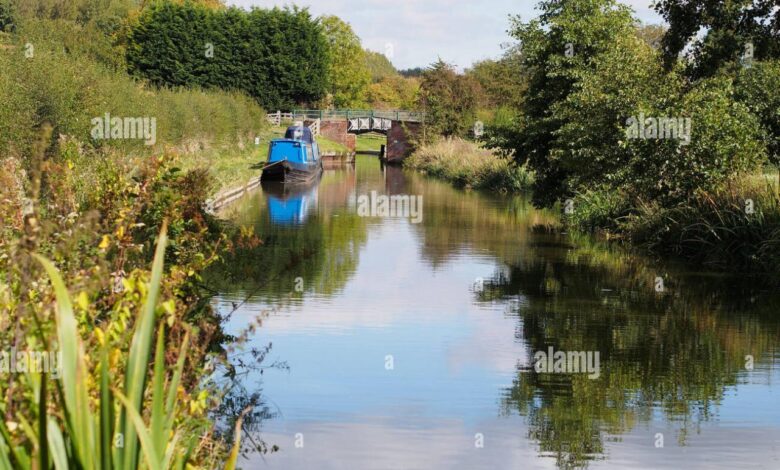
[405,137,533,192]
[564,177,780,275]
[0,225,244,470]
[626,181,780,274]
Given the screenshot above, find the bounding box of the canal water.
[209,156,780,469]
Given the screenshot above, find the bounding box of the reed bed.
[405,137,533,192]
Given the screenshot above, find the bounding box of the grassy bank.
[408,138,780,277]
[0,20,266,164]
[0,14,275,467]
[565,177,780,275]
[404,137,533,192]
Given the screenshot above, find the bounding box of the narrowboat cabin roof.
[284,125,314,144]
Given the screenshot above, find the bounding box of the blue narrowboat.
[261,123,323,183]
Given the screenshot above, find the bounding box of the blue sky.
[226,0,664,70]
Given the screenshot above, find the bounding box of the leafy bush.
[0,143,237,467]
[0,0,16,32]
[629,75,767,205]
[733,60,780,165]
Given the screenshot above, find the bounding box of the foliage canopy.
[127,3,329,110]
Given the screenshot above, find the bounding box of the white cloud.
[227,0,663,70]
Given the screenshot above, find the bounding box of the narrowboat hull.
[261,159,323,183]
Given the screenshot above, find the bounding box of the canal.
[208,155,780,469]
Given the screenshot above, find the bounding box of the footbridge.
[267,109,426,163]
[269,109,425,135]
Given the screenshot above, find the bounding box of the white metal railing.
[347,117,392,132]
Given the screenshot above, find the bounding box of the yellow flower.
[94,327,105,346]
[76,291,89,311]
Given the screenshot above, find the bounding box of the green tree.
[417,60,480,137]
[364,49,397,82]
[365,75,419,110]
[505,0,638,206]
[636,23,665,49]
[654,0,780,78]
[504,0,767,207]
[549,30,672,200]
[733,60,780,166]
[321,15,371,108]
[630,75,766,204]
[399,67,424,78]
[465,58,525,109]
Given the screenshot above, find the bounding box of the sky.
[226,0,664,70]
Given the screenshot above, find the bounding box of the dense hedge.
[127,3,328,110]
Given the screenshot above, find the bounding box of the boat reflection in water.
[261,178,320,225]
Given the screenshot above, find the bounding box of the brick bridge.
[268,110,426,163]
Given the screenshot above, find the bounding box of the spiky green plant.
[0,225,244,470]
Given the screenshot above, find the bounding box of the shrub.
[733,60,780,165]
[566,188,633,233]
[0,0,16,32]
[628,75,767,205]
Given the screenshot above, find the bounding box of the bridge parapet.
[291,109,425,123]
